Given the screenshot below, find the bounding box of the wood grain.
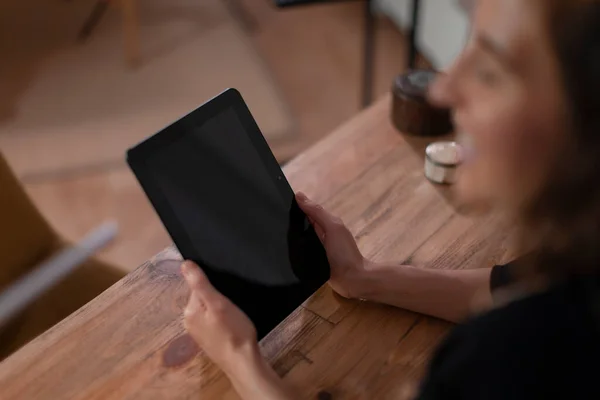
[0,96,512,399]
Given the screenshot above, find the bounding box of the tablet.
[127,89,330,339]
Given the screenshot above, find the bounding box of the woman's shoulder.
[417,277,600,400]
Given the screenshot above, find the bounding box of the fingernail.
[296,192,308,202]
[181,261,192,276]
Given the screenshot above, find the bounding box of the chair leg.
[223,0,259,33]
[121,0,141,67]
[361,0,375,108]
[78,0,110,42]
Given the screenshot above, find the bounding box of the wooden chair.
[78,0,254,67]
[0,152,125,359]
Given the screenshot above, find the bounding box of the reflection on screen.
[146,107,329,338]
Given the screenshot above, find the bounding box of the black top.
[416,262,600,399]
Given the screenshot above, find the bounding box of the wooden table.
[0,96,513,400]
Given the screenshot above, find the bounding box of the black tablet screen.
[145,107,329,338]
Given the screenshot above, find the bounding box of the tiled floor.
[10,1,406,272]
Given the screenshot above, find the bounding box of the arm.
[227,345,296,400]
[296,193,494,324]
[356,262,493,323]
[181,193,497,400]
[181,262,295,400]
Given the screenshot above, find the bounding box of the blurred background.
[0,0,469,274]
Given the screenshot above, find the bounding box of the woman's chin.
[453,169,494,214]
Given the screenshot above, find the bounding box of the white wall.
[376,0,471,68]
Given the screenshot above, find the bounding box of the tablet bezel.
[126,88,329,287]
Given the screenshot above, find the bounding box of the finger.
[313,223,326,243]
[296,192,338,231]
[183,294,205,335]
[181,261,223,304]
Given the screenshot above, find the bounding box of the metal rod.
[0,222,118,327]
[361,0,375,108]
[408,0,421,69]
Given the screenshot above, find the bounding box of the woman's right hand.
[296,192,368,299]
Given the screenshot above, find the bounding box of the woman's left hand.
[182,261,296,399]
[181,261,258,375]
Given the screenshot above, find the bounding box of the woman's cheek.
[485,106,542,207]
[455,108,524,206]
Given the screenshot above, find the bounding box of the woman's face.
[429,0,568,212]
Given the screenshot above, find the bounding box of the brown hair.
[520,0,600,282]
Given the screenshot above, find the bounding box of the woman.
[181,0,600,398]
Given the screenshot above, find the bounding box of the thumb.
[181,261,221,303]
[296,192,338,231]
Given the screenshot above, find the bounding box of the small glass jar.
[424,141,461,184]
[391,70,453,137]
